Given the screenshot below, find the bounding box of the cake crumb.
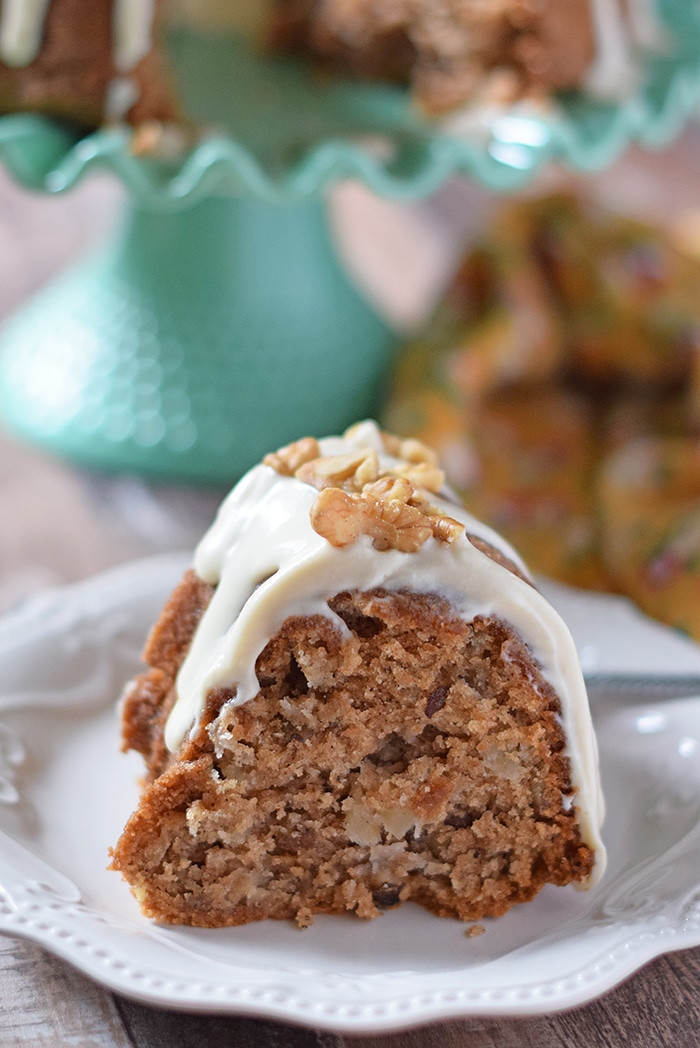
[465,923,485,938]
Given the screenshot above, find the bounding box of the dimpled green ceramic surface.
[0,196,395,480]
[0,1,699,482]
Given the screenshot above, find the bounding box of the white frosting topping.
[0,0,156,73]
[113,0,156,72]
[585,0,665,97]
[0,0,51,67]
[105,74,139,121]
[166,422,605,885]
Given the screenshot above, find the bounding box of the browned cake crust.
[0,0,178,129]
[111,568,594,927]
[270,0,596,111]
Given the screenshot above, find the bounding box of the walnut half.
[263,437,320,476]
[311,487,435,553]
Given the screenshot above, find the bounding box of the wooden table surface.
[1,132,700,1047]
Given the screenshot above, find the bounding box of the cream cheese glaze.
[0,0,51,67]
[585,0,666,98]
[168,420,605,885]
[113,0,156,72]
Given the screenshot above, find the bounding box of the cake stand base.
[0,194,396,484]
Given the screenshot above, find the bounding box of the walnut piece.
[367,428,439,467]
[309,488,363,547]
[397,437,439,467]
[295,449,379,490]
[363,494,434,553]
[264,437,320,476]
[363,475,416,504]
[389,462,445,493]
[310,487,434,553]
[430,514,465,544]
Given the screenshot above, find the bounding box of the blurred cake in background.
[0,0,178,128]
[385,192,700,639]
[0,0,269,130]
[271,0,664,111]
[0,0,665,132]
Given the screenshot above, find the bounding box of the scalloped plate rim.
[0,555,699,1031]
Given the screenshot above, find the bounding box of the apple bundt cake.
[110,421,605,927]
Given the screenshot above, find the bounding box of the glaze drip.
[0,0,156,72]
[0,0,51,67]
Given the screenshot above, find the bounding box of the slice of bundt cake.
[110,421,605,927]
[270,0,663,111]
[0,0,178,128]
[0,1,665,131]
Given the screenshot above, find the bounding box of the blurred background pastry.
[385,190,700,638]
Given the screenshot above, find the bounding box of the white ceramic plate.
[1,555,700,1033]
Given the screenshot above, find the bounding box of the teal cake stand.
[0,0,699,484]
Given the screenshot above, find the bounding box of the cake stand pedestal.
[0,190,394,483]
